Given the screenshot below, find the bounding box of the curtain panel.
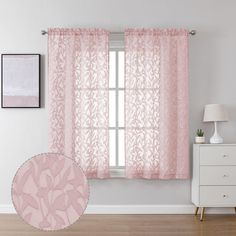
[125,29,189,179]
[48,28,110,178]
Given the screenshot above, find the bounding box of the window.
[109,35,125,169]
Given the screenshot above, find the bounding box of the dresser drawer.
[200,186,236,206]
[200,166,236,185]
[200,146,236,165]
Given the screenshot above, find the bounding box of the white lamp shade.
[203,104,228,122]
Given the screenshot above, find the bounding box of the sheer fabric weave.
[125,29,189,179]
[48,28,109,178]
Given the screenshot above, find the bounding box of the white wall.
[0,0,236,207]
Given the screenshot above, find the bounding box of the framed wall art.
[1,54,40,108]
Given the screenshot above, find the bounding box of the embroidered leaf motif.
[55,167,71,190]
[22,193,39,209]
[67,190,84,216]
[53,213,66,226]
[21,199,28,212]
[36,187,50,209]
[63,167,71,182]
[18,167,32,194]
[46,175,53,189]
[70,199,83,216]
[52,193,66,211]
[39,218,51,229]
[29,161,37,185]
[36,187,49,198]
[68,178,81,189]
[52,158,65,177]
[24,212,32,223]
[68,163,85,189]
[67,189,83,200]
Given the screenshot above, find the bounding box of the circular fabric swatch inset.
[12,153,89,231]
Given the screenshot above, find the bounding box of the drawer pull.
[222,154,229,158]
[223,194,229,198]
[222,174,229,178]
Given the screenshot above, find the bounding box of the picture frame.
[1,54,41,108]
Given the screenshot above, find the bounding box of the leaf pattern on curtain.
[125,29,189,179]
[12,153,89,231]
[48,29,109,178]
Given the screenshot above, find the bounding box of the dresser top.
[193,144,236,146]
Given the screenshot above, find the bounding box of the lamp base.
[210,121,223,144]
[210,135,223,144]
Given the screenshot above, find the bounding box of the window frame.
[109,34,125,176]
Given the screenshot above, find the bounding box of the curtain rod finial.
[189,30,196,35]
[41,30,48,35]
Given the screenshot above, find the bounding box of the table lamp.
[203,104,228,144]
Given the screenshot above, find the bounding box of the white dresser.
[191,144,236,221]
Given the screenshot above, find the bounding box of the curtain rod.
[41,30,196,35]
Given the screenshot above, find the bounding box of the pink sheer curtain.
[48,28,110,178]
[125,29,189,179]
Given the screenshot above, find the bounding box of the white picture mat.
[2,55,39,97]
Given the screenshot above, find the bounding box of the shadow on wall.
[40,54,46,108]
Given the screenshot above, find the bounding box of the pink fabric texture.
[12,153,89,231]
[48,29,110,178]
[125,29,189,179]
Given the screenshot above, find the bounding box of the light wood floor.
[0,214,236,236]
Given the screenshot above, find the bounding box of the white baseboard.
[86,204,196,214]
[0,204,235,214]
[0,205,16,214]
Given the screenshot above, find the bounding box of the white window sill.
[110,168,125,178]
